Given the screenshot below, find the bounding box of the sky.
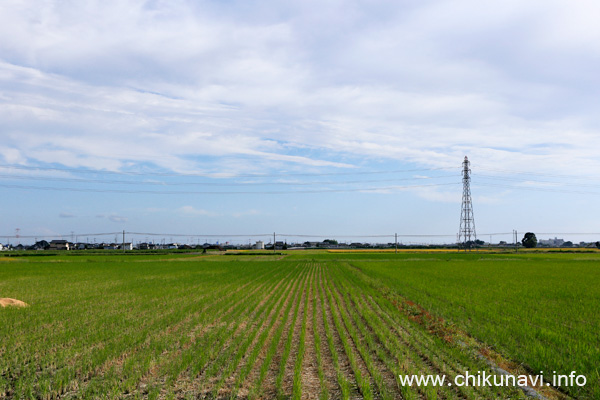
[1,0,600,245]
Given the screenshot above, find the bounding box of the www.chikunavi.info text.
[399,371,587,387]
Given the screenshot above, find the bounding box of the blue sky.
[1,0,600,245]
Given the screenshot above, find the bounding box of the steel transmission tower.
[458,156,476,250]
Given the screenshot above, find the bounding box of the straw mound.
[0,298,28,308]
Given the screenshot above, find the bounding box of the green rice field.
[0,251,598,399]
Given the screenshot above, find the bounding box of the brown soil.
[0,298,28,307]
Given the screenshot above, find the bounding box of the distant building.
[538,237,564,247]
[31,240,50,250]
[254,240,265,250]
[49,240,71,250]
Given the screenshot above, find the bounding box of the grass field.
[0,251,598,399]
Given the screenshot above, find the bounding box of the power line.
[4,231,598,240]
[0,164,453,178]
[475,174,600,188]
[475,182,600,196]
[0,173,459,187]
[127,232,274,238]
[0,182,460,195]
[2,232,122,239]
[477,166,600,180]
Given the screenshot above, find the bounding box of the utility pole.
[395,233,398,254]
[273,232,276,253]
[122,230,125,252]
[514,230,518,253]
[458,156,476,251]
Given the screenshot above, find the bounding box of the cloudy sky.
[1,0,600,245]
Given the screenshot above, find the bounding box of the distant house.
[30,240,50,250]
[538,237,564,247]
[49,240,71,250]
[303,241,319,248]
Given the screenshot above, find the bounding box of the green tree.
[521,232,537,248]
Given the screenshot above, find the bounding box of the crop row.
[1,256,541,399]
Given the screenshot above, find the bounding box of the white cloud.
[179,206,218,217]
[231,209,261,218]
[96,213,128,223]
[0,0,599,178]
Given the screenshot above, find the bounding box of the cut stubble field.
[0,252,598,399]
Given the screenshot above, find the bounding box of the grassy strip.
[82,262,292,398]
[339,262,518,400]
[4,261,274,399]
